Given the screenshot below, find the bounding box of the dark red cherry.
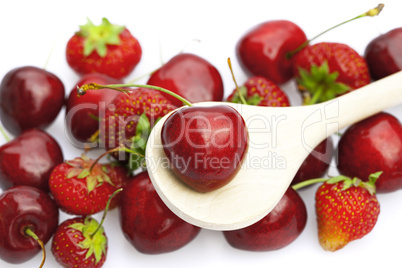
[292,137,334,185]
[65,73,122,144]
[0,185,59,264]
[236,20,307,85]
[161,105,249,193]
[119,171,201,254]
[223,187,307,251]
[0,128,63,192]
[147,53,224,106]
[364,27,402,80]
[336,112,402,193]
[0,66,65,135]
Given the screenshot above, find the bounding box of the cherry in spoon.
[145,71,402,230]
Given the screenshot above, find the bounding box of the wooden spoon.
[145,71,402,231]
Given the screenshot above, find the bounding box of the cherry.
[146,53,224,106]
[292,137,334,185]
[161,105,249,193]
[0,66,65,135]
[0,128,64,192]
[336,112,402,193]
[0,185,59,265]
[364,27,402,80]
[236,20,307,85]
[223,187,307,251]
[65,73,122,144]
[119,171,201,254]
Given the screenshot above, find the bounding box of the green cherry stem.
[88,145,145,173]
[287,3,384,58]
[78,83,193,107]
[227,57,248,105]
[90,188,123,238]
[125,66,160,84]
[0,125,10,142]
[291,178,328,191]
[24,227,46,268]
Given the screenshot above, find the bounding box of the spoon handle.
[336,70,402,129]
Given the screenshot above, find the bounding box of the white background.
[0,0,402,267]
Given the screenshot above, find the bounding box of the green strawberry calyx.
[66,154,114,193]
[129,113,154,171]
[69,217,107,264]
[297,61,350,105]
[292,171,382,194]
[326,171,382,195]
[229,86,262,106]
[78,18,125,57]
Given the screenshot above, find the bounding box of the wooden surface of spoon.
[145,71,402,231]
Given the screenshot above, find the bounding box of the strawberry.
[66,18,142,79]
[227,76,290,107]
[51,216,107,268]
[100,87,176,169]
[49,155,129,215]
[315,172,381,251]
[292,42,371,104]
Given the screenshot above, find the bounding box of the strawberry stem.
[78,83,193,107]
[24,227,46,268]
[0,125,10,142]
[287,3,384,58]
[227,58,248,105]
[90,188,123,238]
[292,177,328,191]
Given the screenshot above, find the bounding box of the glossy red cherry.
[336,112,402,193]
[364,27,402,80]
[161,105,249,193]
[292,137,334,185]
[223,187,307,251]
[0,128,64,191]
[65,73,122,144]
[147,53,224,106]
[0,185,59,264]
[236,20,307,85]
[0,66,65,135]
[119,171,201,254]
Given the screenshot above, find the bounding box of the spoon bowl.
[146,71,402,231]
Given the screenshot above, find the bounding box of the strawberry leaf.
[77,169,90,179]
[70,217,107,264]
[79,17,125,57]
[297,61,350,105]
[128,113,152,171]
[228,86,262,106]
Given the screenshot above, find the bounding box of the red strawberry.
[51,216,107,268]
[66,18,142,79]
[49,155,129,215]
[100,87,176,167]
[293,42,371,104]
[227,76,290,107]
[315,172,381,251]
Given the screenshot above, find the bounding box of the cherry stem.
[0,125,10,142]
[287,3,384,58]
[24,227,46,268]
[125,67,159,84]
[89,145,145,173]
[78,83,193,107]
[90,188,123,238]
[292,178,328,191]
[227,58,248,105]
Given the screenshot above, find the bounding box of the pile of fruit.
[0,3,402,267]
